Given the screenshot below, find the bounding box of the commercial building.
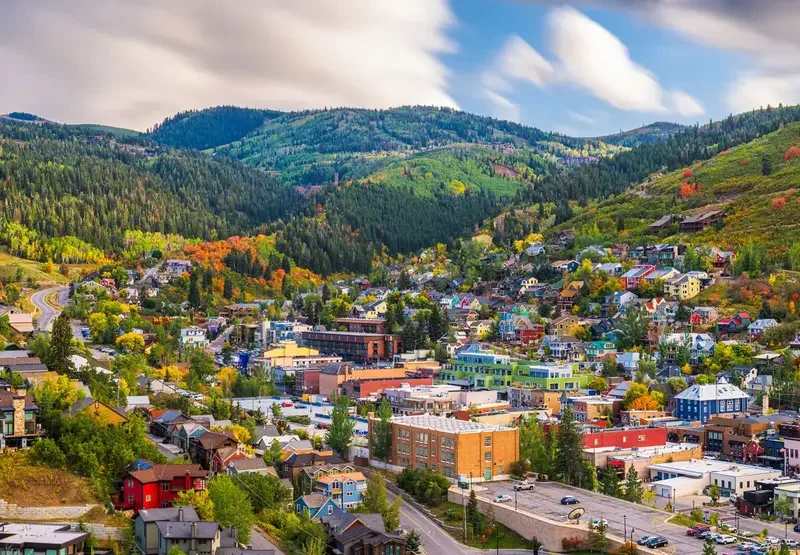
[571,397,618,422]
[340,377,434,401]
[318,363,410,399]
[370,414,519,481]
[334,318,387,334]
[383,384,459,416]
[300,330,403,363]
[0,523,90,554]
[673,379,749,424]
[582,426,667,450]
[648,458,780,499]
[257,342,341,369]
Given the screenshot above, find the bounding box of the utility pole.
[462,482,467,539]
[623,515,626,543]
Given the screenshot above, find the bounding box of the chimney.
[762,395,770,414]
[231,526,237,544]
[178,507,184,521]
[185,470,191,491]
[191,521,197,552]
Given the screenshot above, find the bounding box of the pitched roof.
[285,452,346,467]
[196,431,237,449]
[129,463,207,484]
[155,521,219,539]
[674,381,749,402]
[316,471,366,484]
[0,391,36,411]
[298,493,331,509]
[137,506,199,523]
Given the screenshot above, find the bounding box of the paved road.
[211,325,234,351]
[482,481,800,554]
[251,526,285,554]
[30,286,67,332]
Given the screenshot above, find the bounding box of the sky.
[2,0,800,135]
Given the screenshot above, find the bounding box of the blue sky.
[444,0,744,136]
[2,1,798,132]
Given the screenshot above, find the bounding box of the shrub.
[785,146,800,161]
[561,537,585,551]
[680,182,699,198]
[740,159,751,166]
[683,168,693,179]
[396,467,452,506]
[772,197,787,210]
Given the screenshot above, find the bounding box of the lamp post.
[515,487,518,511]
[623,515,627,543]
[496,521,500,555]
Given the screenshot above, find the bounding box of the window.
[484,437,492,447]
[638,435,645,441]
[128,494,134,503]
[162,482,170,491]
[549,383,558,390]
[328,505,333,514]
[484,452,492,462]
[145,494,151,502]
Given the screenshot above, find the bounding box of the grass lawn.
[668,513,699,528]
[0,249,69,285]
[429,502,538,549]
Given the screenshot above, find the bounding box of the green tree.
[235,473,292,513]
[50,313,75,375]
[187,350,215,390]
[555,404,584,487]
[188,271,202,310]
[702,540,717,555]
[588,520,610,554]
[667,376,688,394]
[223,275,233,300]
[174,490,215,521]
[623,466,644,504]
[779,541,792,555]
[762,154,773,176]
[709,483,721,505]
[168,547,188,555]
[599,469,621,498]
[325,395,355,456]
[371,398,393,464]
[405,530,421,554]
[361,472,389,515]
[302,537,326,555]
[208,475,254,544]
[383,496,402,533]
[774,494,793,520]
[466,489,482,536]
[263,439,284,467]
[397,270,412,290]
[271,402,284,420]
[614,308,651,349]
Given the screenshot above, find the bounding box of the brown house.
[279,451,346,482]
[0,391,40,448]
[680,210,725,233]
[189,431,238,470]
[320,512,405,555]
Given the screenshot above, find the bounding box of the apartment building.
[370,414,519,481]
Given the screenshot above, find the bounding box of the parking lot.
[481,481,776,555]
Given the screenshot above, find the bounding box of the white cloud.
[484,90,521,123]
[568,110,595,124]
[481,6,703,120]
[0,0,457,130]
[727,74,800,113]
[668,91,705,117]
[496,35,554,88]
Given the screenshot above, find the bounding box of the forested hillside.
[558,120,800,259]
[0,119,302,253]
[149,106,282,150]
[598,122,686,147]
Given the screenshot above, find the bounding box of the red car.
[281,401,293,407]
[686,525,710,536]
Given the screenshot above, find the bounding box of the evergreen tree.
[223,276,233,300]
[49,313,75,375]
[405,530,421,554]
[587,520,610,554]
[397,270,412,290]
[427,304,445,342]
[362,472,389,514]
[383,496,402,532]
[624,466,644,504]
[188,272,202,310]
[325,395,355,456]
[555,404,584,487]
[371,398,393,463]
[466,489,481,536]
[600,469,621,498]
[702,541,717,555]
[762,154,773,176]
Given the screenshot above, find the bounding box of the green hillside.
[597,121,686,147]
[150,106,283,150]
[559,121,800,255]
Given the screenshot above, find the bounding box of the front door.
[484,467,492,481]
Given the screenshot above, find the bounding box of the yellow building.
[664,274,701,300]
[64,398,129,426]
[370,414,519,482]
[259,342,340,368]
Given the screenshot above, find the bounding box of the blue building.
[673,379,749,424]
[314,471,367,510]
[295,493,343,520]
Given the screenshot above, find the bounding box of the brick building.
[318,363,410,399]
[582,426,667,450]
[334,319,387,334]
[340,377,433,400]
[369,414,518,481]
[300,331,402,363]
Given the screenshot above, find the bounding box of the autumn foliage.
[628,394,660,411]
[679,182,699,198]
[785,146,800,161]
[772,197,787,210]
[682,168,693,179]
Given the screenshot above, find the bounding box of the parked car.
[738,530,755,537]
[737,541,757,551]
[637,536,655,545]
[764,537,780,546]
[281,401,293,407]
[493,495,512,503]
[513,481,535,491]
[589,519,608,530]
[794,523,800,533]
[715,535,737,545]
[687,524,711,536]
[646,537,668,548]
[560,496,580,505]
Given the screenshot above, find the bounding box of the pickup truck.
[513,481,535,491]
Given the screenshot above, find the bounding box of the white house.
[179,326,208,349]
[748,319,779,339]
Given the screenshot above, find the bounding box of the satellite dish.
[568,507,585,521]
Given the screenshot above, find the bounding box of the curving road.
[30,286,68,332]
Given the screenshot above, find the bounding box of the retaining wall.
[0,499,97,520]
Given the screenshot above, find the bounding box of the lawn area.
[429,502,538,549]
[0,453,100,506]
[0,249,69,285]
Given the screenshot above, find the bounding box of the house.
[0,390,41,448]
[320,512,406,555]
[593,262,623,276]
[63,397,129,426]
[116,462,208,512]
[584,340,616,362]
[621,265,655,290]
[661,332,715,364]
[518,276,539,295]
[643,267,680,284]
[180,327,208,349]
[279,452,347,482]
[525,243,546,257]
[295,493,343,520]
[549,314,579,336]
[748,319,779,339]
[362,300,388,319]
[551,260,579,273]
[716,312,751,335]
[299,463,357,494]
[690,307,720,326]
[165,259,192,277]
[135,506,200,555]
[604,291,638,317]
[211,446,248,473]
[648,215,678,233]
[673,378,749,424]
[7,313,34,334]
[155,521,220,555]
[680,210,725,233]
[664,274,701,300]
[558,281,584,311]
[0,523,90,554]
[314,471,367,509]
[191,431,239,470]
[539,335,583,362]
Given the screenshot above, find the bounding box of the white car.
[739,530,755,538]
[513,481,535,491]
[715,535,736,545]
[493,495,512,503]
[783,539,800,548]
[765,536,781,545]
[589,519,609,530]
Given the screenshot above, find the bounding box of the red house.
[581,426,667,450]
[115,462,207,512]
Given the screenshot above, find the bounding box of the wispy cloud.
[568,110,595,124]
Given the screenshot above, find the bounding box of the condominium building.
[369,414,518,482]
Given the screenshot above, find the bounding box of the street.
[482,481,800,554]
[30,286,67,332]
[250,526,285,554]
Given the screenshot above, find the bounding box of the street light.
[623,515,627,543]
[515,487,518,511]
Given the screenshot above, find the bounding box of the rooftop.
[674,381,749,402]
[390,414,512,433]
